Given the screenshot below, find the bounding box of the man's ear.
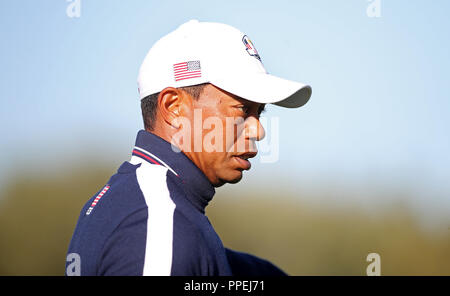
[158,87,187,129]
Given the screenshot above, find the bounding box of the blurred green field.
[0,162,449,275]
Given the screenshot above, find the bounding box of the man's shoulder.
[83,161,146,217]
[86,160,178,215]
[74,160,183,234]
[69,162,147,242]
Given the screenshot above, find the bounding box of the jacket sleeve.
[225,248,288,276]
[97,208,148,276]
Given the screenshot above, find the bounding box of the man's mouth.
[233,152,257,170]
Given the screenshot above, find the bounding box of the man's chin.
[214,171,243,187]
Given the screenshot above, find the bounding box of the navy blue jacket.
[65,130,287,276]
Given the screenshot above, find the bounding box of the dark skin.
[151,83,266,187]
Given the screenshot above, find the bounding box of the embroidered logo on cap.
[242,35,261,61]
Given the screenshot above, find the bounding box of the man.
[65,20,311,276]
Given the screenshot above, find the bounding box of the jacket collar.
[132,130,215,213]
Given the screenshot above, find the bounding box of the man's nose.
[245,116,266,141]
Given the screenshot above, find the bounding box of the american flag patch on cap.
[173,60,202,81]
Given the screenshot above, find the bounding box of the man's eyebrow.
[232,94,248,102]
[231,95,266,113]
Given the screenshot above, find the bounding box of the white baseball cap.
[138,20,312,108]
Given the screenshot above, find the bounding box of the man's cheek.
[222,130,236,153]
[224,117,245,153]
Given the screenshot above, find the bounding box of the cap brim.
[210,73,312,108]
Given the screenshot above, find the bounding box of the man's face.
[178,84,266,187]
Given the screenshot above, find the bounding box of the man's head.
[137,20,312,186]
[141,83,265,187]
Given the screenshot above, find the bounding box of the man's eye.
[237,106,249,114]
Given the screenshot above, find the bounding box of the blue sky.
[1,0,449,221]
